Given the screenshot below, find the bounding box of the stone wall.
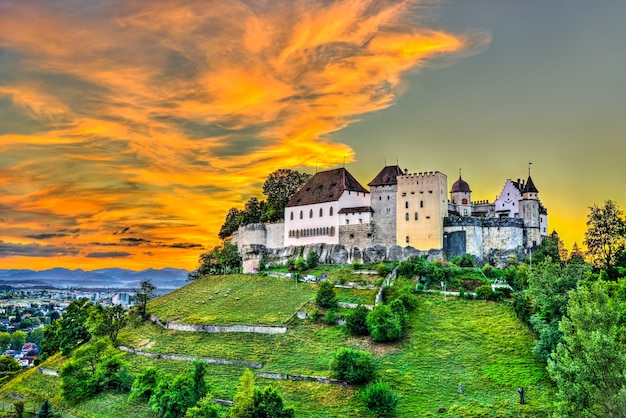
[119,346,263,368]
[338,223,374,249]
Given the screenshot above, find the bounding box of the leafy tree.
[243,197,262,225]
[10,330,27,351]
[548,279,626,417]
[129,366,161,401]
[330,348,375,385]
[0,332,11,350]
[382,278,418,311]
[0,356,21,373]
[306,251,319,270]
[366,304,403,342]
[569,242,586,264]
[249,386,294,418]
[315,280,337,309]
[135,280,156,319]
[345,305,370,336]
[41,298,93,357]
[14,400,24,418]
[190,242,242,279]
[185,396,223,418]
[230,369,256,418]
[87,304,128,342]
[584,200,626,277]
[531,231,563,264]
[37,399,55,418]
[361,380,398,416]
[219,207,243,240]
[149,360,208,418]
[262,169,311,222]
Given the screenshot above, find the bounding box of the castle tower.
[368,165,403,245]
[519,174,541,247]
[396,170,448,249]
[450,172,472,216]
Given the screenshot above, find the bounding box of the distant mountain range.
[0,268,190,290]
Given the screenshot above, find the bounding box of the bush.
[361,380,398,416]
[367,304,403,342]
[323,309,340,325]
[306,251,319,270]
[475,285,497,301]
[316,281,337,309]
[382,278,418,311]
[458,286,465,299]
[345,305,370,336]
[330,348,375,385]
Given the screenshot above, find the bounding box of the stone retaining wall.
[149,314,286,334]
[119,346,262,369]
[257,372,345,385]
[37,368,59,376]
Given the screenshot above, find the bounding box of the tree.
[149,360,208,418]
[531,231,563,264]
[10,330,27,351]
[330,348,375,385]
[584,200,626,277]
[548,279,626,417]
[129,366,161,401]
[361,380,398,416]
[262,169,312,222]
[315,281,337,309]
[37,399,55,418]
[230,369,256,418]
[190,242,242,279]
[366,304,403,342]
[0,356,21,373]
[219,207,243,240]
[0,332,11,350]
[345,305,370,336]
[185,396,222,418]
[135,280,156,319]
[243,197,262,225]
[569,242,586,264]
[87,304,128,342]
[249,386,294,418]
[40,298,93,357]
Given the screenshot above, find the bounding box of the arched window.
[309,209,313,218]
[462,198,468,204]
[405,213,409,221]
[420,201,424,208]
[405,201,409,209]
[330,207,334,216]
[299,210,303,219]
[319,208,323,217]
[414,212,418,220]
[290,212,294,221]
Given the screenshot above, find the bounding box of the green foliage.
[230,369,255,418]
[37,399,55,418]
[60,339,131,404]
[584,199,626,278]
[0,332,10,350]
[27,327,44,345]
[149,360,208,418]
[250,386,295,418]
[548,279,626,417]
[475,285,496,301]
[345,305,370,336]
[382,277,418,311]
[87,304,128,342]
[531,231,563,265]
[305,251,319,270]
[219,207,242,240]
[10,330,26,351]
[293,257,307,273]
[262,168,312,223]
[389,298,408,328]
[315,281,337,309]
[185,396,223,418]
[458,286,465,299]
[361,380,398,416]
[134,280,157,319]
[14,400,24,418]
[190,242,242,279]
[0,355,21,373]
[330,348,375,385]
[323,309,339,325]
[129,366,161,401]
[366,303,403,342]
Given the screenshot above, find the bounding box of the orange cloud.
[0,0,489,269]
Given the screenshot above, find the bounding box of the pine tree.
[37,399,54,418]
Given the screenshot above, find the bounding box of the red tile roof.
[368,165,403,187]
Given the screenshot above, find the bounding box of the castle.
[232,165,548,272]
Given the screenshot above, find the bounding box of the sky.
[1,0,625,271]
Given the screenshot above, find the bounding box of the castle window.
[319,208,323,217]
[330,207,334,216]
[379,196,382,201]
[309,209,313,218]
[402,193,406,197]
[462,198,468,204]
[420,200,424,208]
[290,212,294,221]
[387,196,390,200]
[359,219,362,224]
[405,202,409,209]
[414,212,418,220]
[346,219,350,225]
[429,190,433,194]
[349,234,354,239]
[406,236,410,243]
[405,213,409,221]
[300,210,303,219]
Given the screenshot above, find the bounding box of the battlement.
[444,216,524,228]
[398,170,443,179]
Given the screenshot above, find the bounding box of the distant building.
[112,292,130,306]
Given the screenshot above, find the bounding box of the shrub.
[14,400,24,418]
[458,286,465,299]
[306,251,319,269]
[361,380,398,416]
[352,260,361,270]
[316,280,337,309]
[382,278,418,311]
[367,304,403,342]
[475,285,497,301]
[345,305,370,336]
[330,348,375,385]
[323,309,340,325]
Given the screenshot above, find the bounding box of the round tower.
[450,172,472,216]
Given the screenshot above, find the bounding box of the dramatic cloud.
[0,240,80,258]
[0,0,488,269]
[86,251,133,259]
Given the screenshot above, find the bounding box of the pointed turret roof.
[523,175,538,194]
[286,168,368,207]
[368,165,403,187]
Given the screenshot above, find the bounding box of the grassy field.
[148,274,316,325]
[0,276,555,417]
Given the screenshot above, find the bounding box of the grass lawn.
[0,284,555,417]
[148,274,316,325]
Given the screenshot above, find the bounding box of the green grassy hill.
[0,274,555,417]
